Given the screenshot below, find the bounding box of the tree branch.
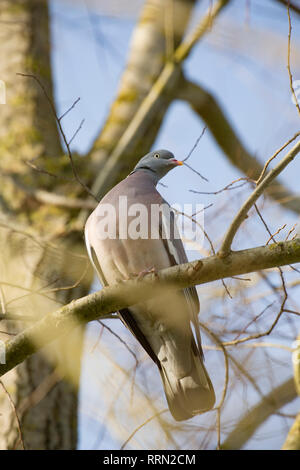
[274,0,300,15]
[219,138,300,256]
[282,412,300,450]
[178,77,300,215]
[83,0,230,211]
[222,378,297,449]
[1,238,300,378]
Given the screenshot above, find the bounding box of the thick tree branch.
[1,238,300,378]
[222,378,297,449]
[178,77,300,215]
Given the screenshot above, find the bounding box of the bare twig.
[0,286,6,315]
[120,409,168,450]
[274,0,300,15]
[18,370,61,417]
[200,323,229,449]
[183,162,209,182]
[256,132,300,185]
[58,97,80,121]
[183,127,207,162]
[98,320,139,368]
[190,177,251,195]
[282,412,300,449]
[17,73,98,201]
[287,1,300,117]
[68,119,85,146]
[223,270,288,347]
[222,378,297,449]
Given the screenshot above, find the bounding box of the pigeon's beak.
[171,159,183,166]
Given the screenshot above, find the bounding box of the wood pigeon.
[84,149,215,421]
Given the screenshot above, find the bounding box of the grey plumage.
[84,149,215,421]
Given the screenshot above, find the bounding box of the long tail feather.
[159,345,215,421]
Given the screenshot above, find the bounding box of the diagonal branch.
[219,138,300,256]
[1,237,300,378]
[222,378,297,449]
[274,0,300,15]
[178,77,300,215]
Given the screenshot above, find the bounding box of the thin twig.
[199,323,229,450]
[0,286,6,315]
[266,224,287,245]
[183,162,209,182]
[98,320,139,368]
[183,127,207,162]
[1,239,300,378]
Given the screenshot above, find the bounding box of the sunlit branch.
[1,238,300,378]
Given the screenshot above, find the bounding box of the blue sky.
[49,0,300,450]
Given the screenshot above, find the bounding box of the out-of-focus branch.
[274,0,300,15]
[86,0,198,183]
[293,335,300,396]
[5,173,96,210]
[178,77,300,215]
[283,333,300,450]
[282,412,300,450]
[220,138,300,256]
[1,238,300,378]
[222,378,297,449]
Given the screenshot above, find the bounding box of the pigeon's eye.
[154,153,160,159]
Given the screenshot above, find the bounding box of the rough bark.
[1,237,300,379]
[0,0,90,450]
[222,378,297,449]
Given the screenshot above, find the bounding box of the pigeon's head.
[132,149,183,180]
